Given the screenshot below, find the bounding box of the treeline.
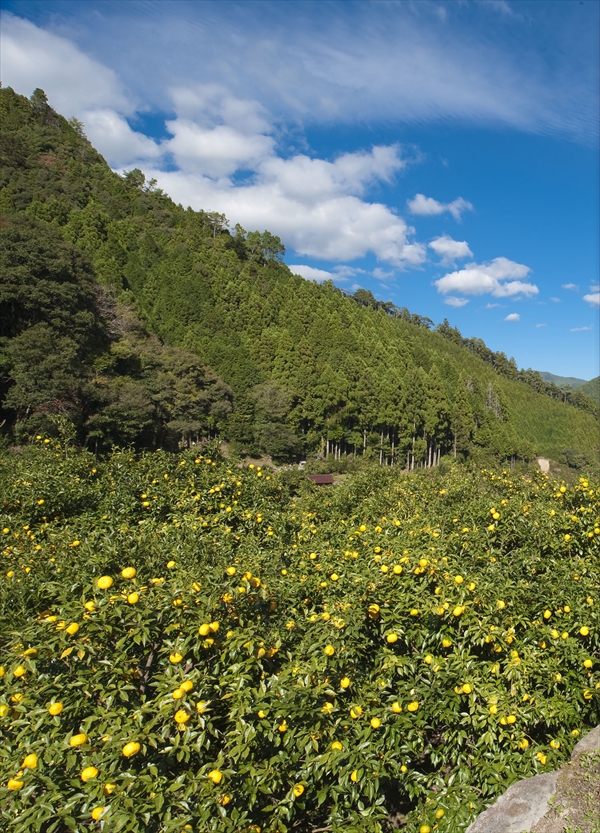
[345,290,597,415]
[434,319,598,414]
[1,86,598,468]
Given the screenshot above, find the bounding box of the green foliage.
[0,85,598,467]
[580,377,600,405]
[0,446,599,832]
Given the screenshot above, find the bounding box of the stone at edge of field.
[466,725,600,833]
[465,771,560,833]
[570,725,600,762]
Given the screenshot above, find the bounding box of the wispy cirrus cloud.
[571,326,593,331]
[4,0,596,142]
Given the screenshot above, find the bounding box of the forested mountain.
[580,377,600,405]
[539,371,587,390]
[1,86,598,467]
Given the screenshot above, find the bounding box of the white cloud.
[372,267,394,280]
[505,313,520,321]
[591,284,600,292]
[3,0,598,154]
[0,15,163,171]
[550,297,561,303]
[486,303,501,309]
[290,265,337,282]
[165,119,274,177]
[434,257,538,298]
[429,235,473,264]
[146,130,425,266]
[444,297,469,307]
[485,0,516,15]
[407,194,473,221]
[333,265,366,279]
[49,0,597,142]
[583,292,600,307]
[0,14,131,115]
[570,326,593,332]
[1,16,422,270]
[536,323,547,327]
[562,283,579,291]
[82,109,161,168]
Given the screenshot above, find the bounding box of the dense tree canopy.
[0,85,598,468]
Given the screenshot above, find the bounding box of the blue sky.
[2,0,599,379]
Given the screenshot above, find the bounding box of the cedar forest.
[0,87,598,471]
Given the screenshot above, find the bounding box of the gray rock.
[570,724,600,761]
[465,772,560,833]
[465,725,600,833]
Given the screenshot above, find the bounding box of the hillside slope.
[580,377,600,405]
[1,86,598,465]
[539,371,588,389]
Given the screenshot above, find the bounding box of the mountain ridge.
[1,86,598,468]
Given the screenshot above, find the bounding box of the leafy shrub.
[0,443,598,832]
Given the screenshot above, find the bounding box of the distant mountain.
[580,377,600,404]
[538,372,588,389]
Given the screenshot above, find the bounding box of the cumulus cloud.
[407,194,473,221]
[562,283,579,291]
[434,257,538,299]
[165,119,274,177]
[571,326,593,331]
[429,235,473,264]
[0,14,130,115]
[1,11,424,268]
[289,265,337,282]
[154,164,426,265]
[444,297,469,307]
[505,313,520,321]
[82,109,161,168]
[583,291,600,306]
[0,15,159,169]
[142,103,425,266]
